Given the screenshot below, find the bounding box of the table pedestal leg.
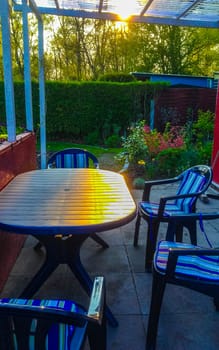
[20,234,118,327]
[19,259,58,298]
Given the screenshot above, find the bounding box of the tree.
[7,9,219,81]
[127,24,219,76]
[9,12,39,80]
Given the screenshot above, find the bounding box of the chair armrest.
[166,247,219,277]
[169,247,219,256]
[168,212,219,223]
[87,276,105,324]
[0,277,105,327]
[142,176,180,201]
[157,191,202,217]
[160,191,200,203]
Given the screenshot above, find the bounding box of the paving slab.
[1,187,219,349]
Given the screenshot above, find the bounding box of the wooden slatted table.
[0,168,136,327]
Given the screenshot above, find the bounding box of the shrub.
[98,73,136,82]
[105,135,121,148]
[117,112,213,181]
[120,121,148,163]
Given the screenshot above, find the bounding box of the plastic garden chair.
[146,212,219,350]
[47,148,100,169]
[134,165,213,270]
[0,276,106,350]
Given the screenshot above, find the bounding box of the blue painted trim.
[22,0,34,131]
[38,19,47,169]
[13,4,219,29]
[150,99,155,130]
[1,0,16,142]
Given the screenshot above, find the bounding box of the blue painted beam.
[150,99,155,130]
[13,4,219,29]
[22,0,34,131]
[0,0,16,142]
[38,19,47,169]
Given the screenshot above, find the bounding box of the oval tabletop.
[0,169,137,235]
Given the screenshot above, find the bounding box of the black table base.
[19,234,118,328]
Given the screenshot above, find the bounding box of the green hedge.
[0,80,167,145]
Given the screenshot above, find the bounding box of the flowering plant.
[117,120,185,180]
[121,121,184,162]
[143,122,185,158]
[117,110,213,183]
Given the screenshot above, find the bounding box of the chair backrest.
[0,276,105,350]
[0,298,85,350]
[47,148,99,169]
[175,165,212,212]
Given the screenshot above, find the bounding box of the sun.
[114,21,128,31]
[116,0,138,21]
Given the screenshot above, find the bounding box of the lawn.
[37,141,123,171]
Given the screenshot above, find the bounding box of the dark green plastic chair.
[134,165,213,270]
[146,213,219,350]
[0,276,106,350]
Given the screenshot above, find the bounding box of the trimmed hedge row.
[0,80,167,145]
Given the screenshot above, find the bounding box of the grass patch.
[37,141,122,158]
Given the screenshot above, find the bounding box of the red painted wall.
[154,87,216,130]
[0,132,37,291]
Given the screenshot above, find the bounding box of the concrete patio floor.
[1,185,219,349]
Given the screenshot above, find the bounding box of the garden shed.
[132,71,216,88]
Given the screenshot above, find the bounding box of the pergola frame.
[1,0,219,171]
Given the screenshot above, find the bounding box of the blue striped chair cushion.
[155,241,219,281]
[176,170,206,212]
[0,298,86,350]
[140,171,206,217]
[55,154,88,168]
[140,202,185,217]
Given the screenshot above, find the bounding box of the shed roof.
[12,0,219,28]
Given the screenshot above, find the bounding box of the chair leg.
[88,317,107,350]
[134,213,141,247]
[88,293,107,350]
[90,233,109,249]
[146,272,166,350]
[166,220,178,241]
[186,220,197,245]
[145,222,159,271]
[166,220,183,242]
[34,241,43,251]
[213,297,219,311]
[175,224,183,242]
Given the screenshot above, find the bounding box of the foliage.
[120,121,148,162]
[105,134,121,148]
[5,12,219,81]
[0,80,167,146]
[143,123,185,156]
[0,124,25,142]
[191,109,215,145]
[119,121,185,166]
[117,110,214,180]
[98,73,136,82]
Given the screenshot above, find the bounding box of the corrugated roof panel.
[183,0,219,19]
[146,0,194,18]
[11,0,219,28]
